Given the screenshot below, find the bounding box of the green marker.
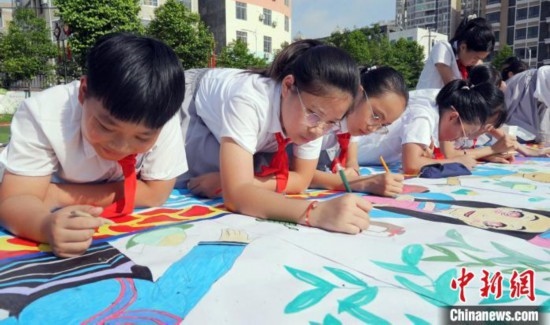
[336,163,352,193]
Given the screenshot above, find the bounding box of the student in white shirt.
[440,64,516,163]
[180,40,371,235]
[310,66,408,197]
[0,33,187,257]
[416,16,495,89]
[358,79,502,174]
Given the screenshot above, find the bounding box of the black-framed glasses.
[295,87,341,133]
[364,90,389,135]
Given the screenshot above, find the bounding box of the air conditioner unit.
[259,14,264,22]
[271,21,277,28]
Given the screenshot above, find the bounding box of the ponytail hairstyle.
[251,39,359,98]
[436,79,499,125]
[450,16,495,53]
[360,65,409,104]
[468,64,507,128]
[469,64,502,88]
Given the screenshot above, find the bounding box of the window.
[494,31,500,41]
[515,48,526,58]
[487,0,500,4]
[264,36,272,53]
[141,0,158,6]
[284,0,289,6]
[263,9,272,26]
[529,6,539,18]
[527,26,538,39]
[236,31,247,43]
[284,16,289,32]
[515,28,526,40]
[0,9,3,29]
[486,12,500,24]
[516,8,527,21]
[236,2,247,20]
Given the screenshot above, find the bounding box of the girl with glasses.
[177,39,372,234]
[357,79,501,175]
[308,66,409,197]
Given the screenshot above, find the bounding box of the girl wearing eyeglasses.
[309,66,409,197]
[357,79,501,175]
[176,39,372,235]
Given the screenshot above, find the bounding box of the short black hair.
[501,56,529,81]
[85,32,185,129]
[451,17,495,53]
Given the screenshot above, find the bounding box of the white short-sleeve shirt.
[194,68,322,160]
[321,119,360,151]
[357,89,440,164]
[416,41,461,90]
[0,81,187,183]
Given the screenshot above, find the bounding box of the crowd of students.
[0,15,548,257]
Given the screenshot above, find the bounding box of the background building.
[389,27,448,61]
[484,0,550,67]
[198,0,291,60]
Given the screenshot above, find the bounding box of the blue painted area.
[370,208,412,219]
[471,165,516,177]
[8,242,246,324]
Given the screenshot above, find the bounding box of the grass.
[0,126,10,144]
[0,114,13,124]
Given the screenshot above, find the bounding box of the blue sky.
[292,0,396,39]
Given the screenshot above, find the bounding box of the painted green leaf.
[492,242,548,265]
[372,261,424,276]
[402,244,424,266]
[461,251,495,266]
[395,275,446,307]
[423,244,460,262]
[338,304,390,325]
[324,267,368,287]
[322,314,342,325]
[339,287,378,307]
[285,266,336,289]
[285,286,334,313]
[405,314,431,325]
[439,241,483,252]
[434,269,459,305]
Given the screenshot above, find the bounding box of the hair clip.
[367,66,378,72]
[461,85,470,90]
[467,14,477,21]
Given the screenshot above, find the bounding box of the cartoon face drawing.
[445,207,549,232]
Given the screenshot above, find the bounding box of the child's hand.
[354,173,404,197]
[483,152,515,164]
[491,135,518,154]
[309,194,371,234]
[188,172,222,198]
[46,206,108,258]
[452,154,478,169]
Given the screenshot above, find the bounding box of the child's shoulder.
[22,81,80,121]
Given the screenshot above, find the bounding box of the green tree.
[491,44,514,70]
[217,39,268,69]
[388,38,425,89]
[146,0,214,69]
[54,0,143,69]
[0,8,56,91]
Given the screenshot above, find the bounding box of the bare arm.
[435,63,458,85]
[345,142,360,171]
[0,173,52,242]
[220,137,371,233]
[402,143,477,175]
